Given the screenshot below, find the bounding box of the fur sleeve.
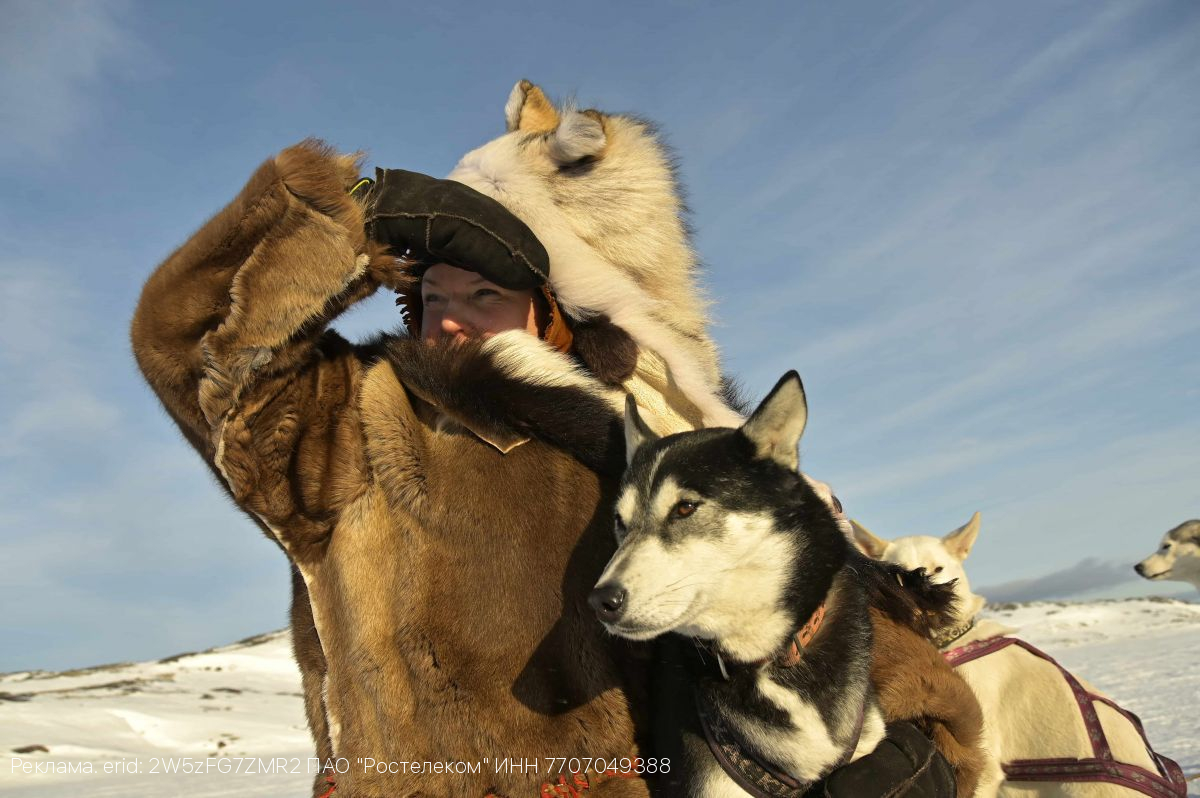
[130,140,393,556]
[130,139,392,454]
[870,609,986,798]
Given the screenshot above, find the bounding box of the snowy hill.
[3,598,1198,797]
[1,631,313,796]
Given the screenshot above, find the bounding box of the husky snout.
[590,536,707,639]
[1133,520,1200,590]
[1133,561,1158,578]
[588,583,627,623]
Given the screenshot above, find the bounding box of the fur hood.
[446,81,742,431]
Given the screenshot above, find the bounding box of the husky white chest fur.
[590,372,887,796]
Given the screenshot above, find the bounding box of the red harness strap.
[943,636,1187,797]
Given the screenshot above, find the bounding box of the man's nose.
[439,309,474,338]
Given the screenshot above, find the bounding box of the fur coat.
[131,140,666,797]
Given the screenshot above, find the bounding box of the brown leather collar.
[701,600,829,680]
[775,601,826,667]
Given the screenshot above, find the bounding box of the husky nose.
[589,584,627,623]
[1134,563,1146,576]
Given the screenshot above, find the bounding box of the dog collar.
[709,600,828,678]
[931,616,977,650]
[776,601,826,667]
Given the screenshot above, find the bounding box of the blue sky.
[1,0,1197,672]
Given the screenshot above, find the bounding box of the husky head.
[589,371,849,663]
[447,80,739,428]
[850,513,986,623]
[1135,520,1200,591]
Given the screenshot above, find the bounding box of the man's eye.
[673,501,699,519]
[423,294,443,305]
[474,289,500,299]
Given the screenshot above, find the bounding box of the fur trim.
[381,332,627,477]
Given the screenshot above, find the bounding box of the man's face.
[420,263,539,343]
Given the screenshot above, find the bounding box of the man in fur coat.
[132,81,971,797]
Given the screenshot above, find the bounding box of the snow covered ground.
[2,598,1197,797]
[1,631,313,796]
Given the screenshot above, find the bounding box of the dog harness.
[695,691,863,798]
[693,601,867,798]
[944,636,1187,797]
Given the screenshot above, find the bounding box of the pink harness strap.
[943,636,1187,797]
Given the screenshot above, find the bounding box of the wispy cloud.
[835,429,1064,501]
[0,258,289,671]
[0,0,142,158]
[708,3,1199,493]
[0,265,123,458]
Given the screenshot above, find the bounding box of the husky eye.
[831,495,843,514]
[933,566,944,574]
[673,500,699,519]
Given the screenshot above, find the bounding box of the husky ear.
[624,394,658,465]
[850,519,891,559]
[505,79,560,133]
[740,371,807,470]
[943,511,981,562]
[548,107,607,164]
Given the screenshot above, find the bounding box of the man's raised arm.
[130,139,389,457]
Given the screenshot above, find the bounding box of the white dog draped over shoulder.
[447,80,744,432]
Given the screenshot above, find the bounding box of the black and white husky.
[589,372,888,797]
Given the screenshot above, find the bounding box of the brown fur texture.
[131,140,653,797]
[870,608,986,798]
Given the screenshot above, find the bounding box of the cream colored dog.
[852,514,1181,798]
